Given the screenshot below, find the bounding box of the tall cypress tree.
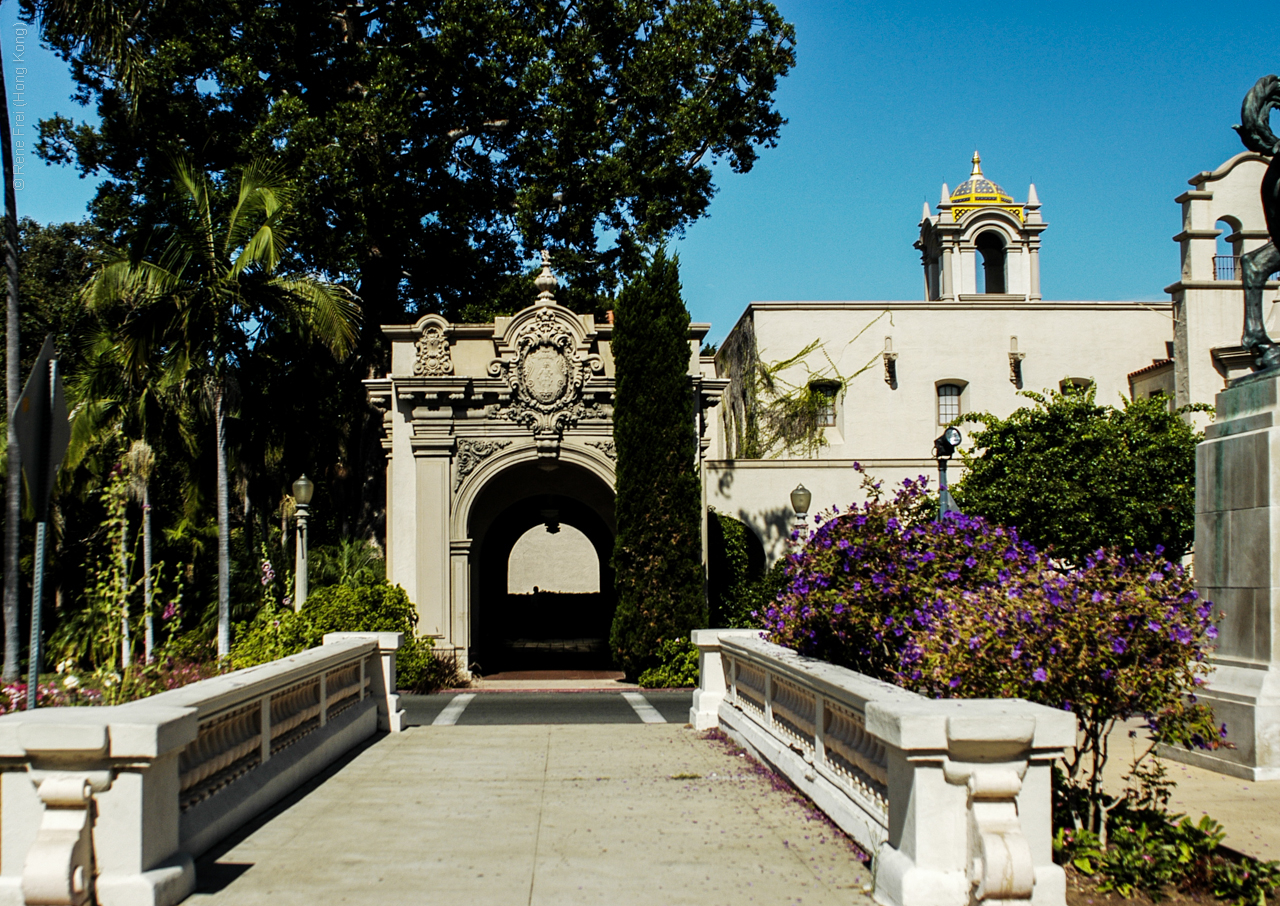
[610,250,706,678]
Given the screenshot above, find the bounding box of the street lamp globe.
[789,483,812,516]
[292,474,315,506]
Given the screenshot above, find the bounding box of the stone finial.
[940,183,950,204]
[920,201,931,222]
[535,249,558,306]
[1026,182,1041,207]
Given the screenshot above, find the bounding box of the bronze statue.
[1236,75,1280,371]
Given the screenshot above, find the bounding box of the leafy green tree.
[84,156,360,656]
[609,250,705,678]
[15,220,102,374]
[29,0,796,323]
[6,0,142,680]
[26,0,795,549]
[954,385,1205,563]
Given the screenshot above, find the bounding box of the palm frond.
[269,277,362,358]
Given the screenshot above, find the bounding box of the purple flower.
[1111,637,1127,655]
[1206,625,1218,639]
[1033,668,1047,682]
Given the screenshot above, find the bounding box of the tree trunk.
[216,386,230,657]
[1,40,21,681]
[143,483,153,662]
[119,498,130,669]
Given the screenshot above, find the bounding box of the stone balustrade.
[690,630,1077,906]
[0,632,405,906]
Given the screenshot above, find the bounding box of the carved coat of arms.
[488,307,605,454]
[414,324,454,376]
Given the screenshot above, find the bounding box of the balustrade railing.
[0,631,405,906]
[691,630,1077,906]
[1215,254,1241,280]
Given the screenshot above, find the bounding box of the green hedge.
[229,582,464,693]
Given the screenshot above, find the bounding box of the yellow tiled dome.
[949,152,1013,205]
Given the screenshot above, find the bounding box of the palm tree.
[124,439,155,661]
[86,156,360,656]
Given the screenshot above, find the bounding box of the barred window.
[937,383,962,424]
[810,382,839,427]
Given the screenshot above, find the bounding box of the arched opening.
[508,524,600,594]
[975,230,1007,294]
[466,459,617,675]
[1216,217,1243,280]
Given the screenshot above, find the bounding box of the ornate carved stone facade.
[413,322,454,376]
[484,260,609,459]
[364,253,725,665]
[453,439,511,490]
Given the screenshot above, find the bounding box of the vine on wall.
[715,311,888,457]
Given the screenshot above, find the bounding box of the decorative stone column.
[449,540,472,667]
[940,245,955,302]
[1178,371,1280,780]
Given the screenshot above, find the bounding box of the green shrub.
[637,637,700,688]
[1056,807,1280,904]
[709,510,775,628]
[955,384,1208,563]
[228,581,466,693]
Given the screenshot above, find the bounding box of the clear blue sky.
[4,1,1277,343]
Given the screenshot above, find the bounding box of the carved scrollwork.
[454,439,512,489]
[587,440,616,460]
[488,307,604,454]
[414,324,454,376]
[23,773,105,906]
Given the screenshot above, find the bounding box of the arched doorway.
[465,459,616,674]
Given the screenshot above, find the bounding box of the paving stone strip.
[187,722,874,905]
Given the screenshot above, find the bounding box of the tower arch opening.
[975,230,1007,294]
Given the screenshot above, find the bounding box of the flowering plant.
[0,680,104,715]
[762,466,1224,835]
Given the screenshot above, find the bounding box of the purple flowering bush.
[761,467,1225,835]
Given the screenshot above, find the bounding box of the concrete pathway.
[188,721,874,905]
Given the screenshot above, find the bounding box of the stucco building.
[704,153,1180,564]
[366,151,1279,670]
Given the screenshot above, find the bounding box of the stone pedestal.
[1179,371,1280,780]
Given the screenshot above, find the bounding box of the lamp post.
[790,483,812,541]
[292,474,314,611]
[933,427,963,520]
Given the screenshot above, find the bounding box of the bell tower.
[915,152,1047,302]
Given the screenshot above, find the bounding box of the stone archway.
[464,458,616,673]
[364,257,722,670]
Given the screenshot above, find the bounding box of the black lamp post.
[933,427,963,520]
[292,474,314,611]
[790,483,812,539]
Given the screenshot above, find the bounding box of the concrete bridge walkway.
[186,691,874,906]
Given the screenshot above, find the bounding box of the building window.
[937,383,962,424]
[810,382,839,427]
[1060,377,1093,394]
[975,230,1007,294]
